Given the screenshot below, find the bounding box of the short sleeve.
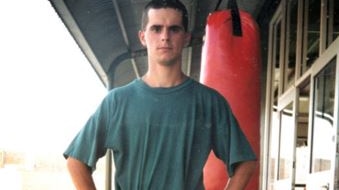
[211,96,256,177]
[63,95,111,171]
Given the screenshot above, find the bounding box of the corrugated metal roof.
[49,0,273,88]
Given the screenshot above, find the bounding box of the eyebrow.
[149,24,184,30]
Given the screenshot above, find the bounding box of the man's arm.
[67,157,96,190]
[224,160,257,190]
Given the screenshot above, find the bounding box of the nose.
[161,29,170,41]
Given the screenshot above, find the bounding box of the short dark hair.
[141,0,189,32]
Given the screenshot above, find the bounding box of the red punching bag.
[200,0,261,189]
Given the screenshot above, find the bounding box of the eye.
[150,25,162,33]
[169,26,184,33]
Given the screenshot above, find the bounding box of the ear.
[138,30,147,47]
[184,32,191,47]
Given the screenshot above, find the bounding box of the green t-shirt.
[64,78,256,190]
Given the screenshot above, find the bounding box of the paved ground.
[0,152,107,190]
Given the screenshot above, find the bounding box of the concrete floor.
[0,151,106,190]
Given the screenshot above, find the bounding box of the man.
[65,0,257,189]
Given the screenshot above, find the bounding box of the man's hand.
[224,160,257,190]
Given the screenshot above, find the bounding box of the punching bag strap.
[214,0,223,11]
[214,0,242,36]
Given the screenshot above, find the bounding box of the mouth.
[158,46,172,50]
[157,47,172,54]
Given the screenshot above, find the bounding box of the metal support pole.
[105,81,115,190]
[105,150,112,190]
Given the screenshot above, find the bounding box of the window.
[278,102,294,180]
[266,5,284,189]
[333,0,339,41]
[264,0,339,188]
[274,18,283,102]
[295,82,310,188]
[326,0,339,46]
[311,57,336,173]
[284,0,299,90]
[302,0,321,74]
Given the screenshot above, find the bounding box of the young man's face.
[138,8,191,66]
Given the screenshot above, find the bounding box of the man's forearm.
[67,157,96,190]
[224,160,257,190]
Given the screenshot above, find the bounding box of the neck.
[142,69,187,88]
